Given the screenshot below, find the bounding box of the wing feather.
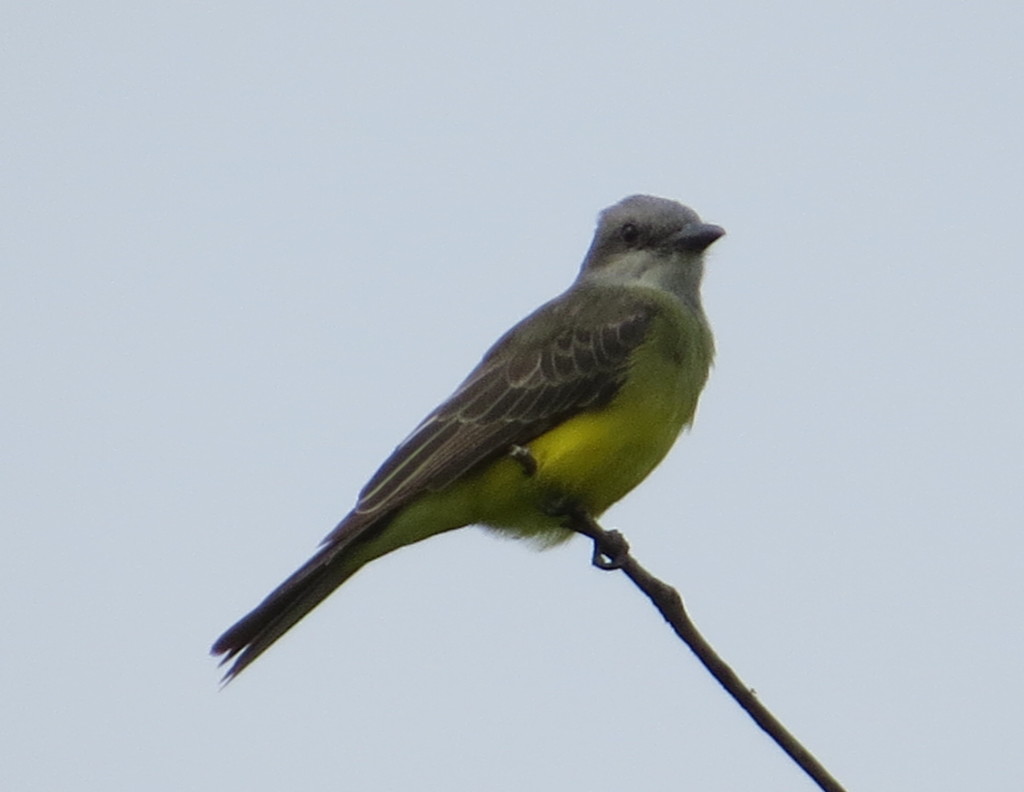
[214,288,663,679]
[330,288,658,542]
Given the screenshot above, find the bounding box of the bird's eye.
[620,222,640,245]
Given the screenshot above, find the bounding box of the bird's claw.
[508,444,538,477]
[590,529,628,570]
[555,504,630,571]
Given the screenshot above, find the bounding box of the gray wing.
[211,288,657,680]
[325,288,657,542]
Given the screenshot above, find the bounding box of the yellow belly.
[460,307,712,542]
[328,293,712,581]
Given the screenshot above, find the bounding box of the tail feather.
[213,497,464,682]
[212,524,379,682]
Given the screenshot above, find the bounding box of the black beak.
[672,222,726,252]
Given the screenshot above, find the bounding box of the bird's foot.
[507,444,538,477]
[556,504,630,571]
[588,528,629,570]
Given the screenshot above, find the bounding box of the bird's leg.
[558,505,630,571]
[506,444,628,570]
[507,444,538,477]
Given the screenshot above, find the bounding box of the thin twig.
[561,507,847,792]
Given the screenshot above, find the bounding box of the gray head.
[577,195,724,301]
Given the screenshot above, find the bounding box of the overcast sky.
[4,2,1023,790]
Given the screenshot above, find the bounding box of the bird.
[212,194,724,681]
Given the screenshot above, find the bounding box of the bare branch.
[560,506,848,792]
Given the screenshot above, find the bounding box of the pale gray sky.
[4,2,1023,790]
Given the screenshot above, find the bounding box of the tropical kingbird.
[213,195,724,680]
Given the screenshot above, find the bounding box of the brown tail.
[211,523,381,682]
